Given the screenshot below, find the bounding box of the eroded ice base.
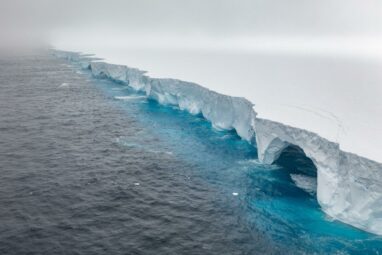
[53,50,382,235]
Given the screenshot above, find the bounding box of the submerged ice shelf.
[54,50,382,235]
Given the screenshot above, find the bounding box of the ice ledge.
[53,50,382,235]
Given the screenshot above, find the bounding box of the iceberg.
[53,50,382,235]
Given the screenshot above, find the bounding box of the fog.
[1,0,382,162]
[1,0,382,49]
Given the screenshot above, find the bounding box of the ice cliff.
[54,50,382,235]
[86,59,256,141]
[256,118,382,235]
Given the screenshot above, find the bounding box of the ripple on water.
[0,52,381,255]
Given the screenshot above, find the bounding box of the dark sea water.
[0,51,381,255]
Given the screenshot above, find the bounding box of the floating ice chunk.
[290,174,317,195]
[111,86,130,91]
[114,95,147,101]
[59,82,69,87]
[134,182,140,186]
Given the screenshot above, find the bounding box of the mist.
[1,0,382,55]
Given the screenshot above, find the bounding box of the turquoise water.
[72,59,382,254]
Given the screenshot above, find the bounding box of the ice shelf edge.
[53,49,382,235]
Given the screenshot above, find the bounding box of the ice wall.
[147,78,256,141]
[53,50,382,235]
[90,62,149,91]
[255,118,382,235]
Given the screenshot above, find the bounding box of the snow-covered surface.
[53,50,382,235]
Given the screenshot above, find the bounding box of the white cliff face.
[336,152,382,234]
[54,50,382,236]
[255,118,341,211]
[90,62,149,91]
[147,78,256,141]
[255,118,382,235]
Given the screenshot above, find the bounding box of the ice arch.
[274,144,317,178]
[255,117,340,204]
[255,118,382,234]
[273,144,318,196]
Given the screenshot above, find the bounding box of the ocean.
[0,51,381,254]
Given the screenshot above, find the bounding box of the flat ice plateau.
[54,50,382,235]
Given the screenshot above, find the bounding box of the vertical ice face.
[87,59,257,142]
[90,62,149,91]
[255,118,341,212]
[54,50,382,236]
[336,152,382,234]
[255,118,382,235]
[147,78,256,141]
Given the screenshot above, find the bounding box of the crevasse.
[53,50,382,235]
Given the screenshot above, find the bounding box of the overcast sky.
[1,0,382,49]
